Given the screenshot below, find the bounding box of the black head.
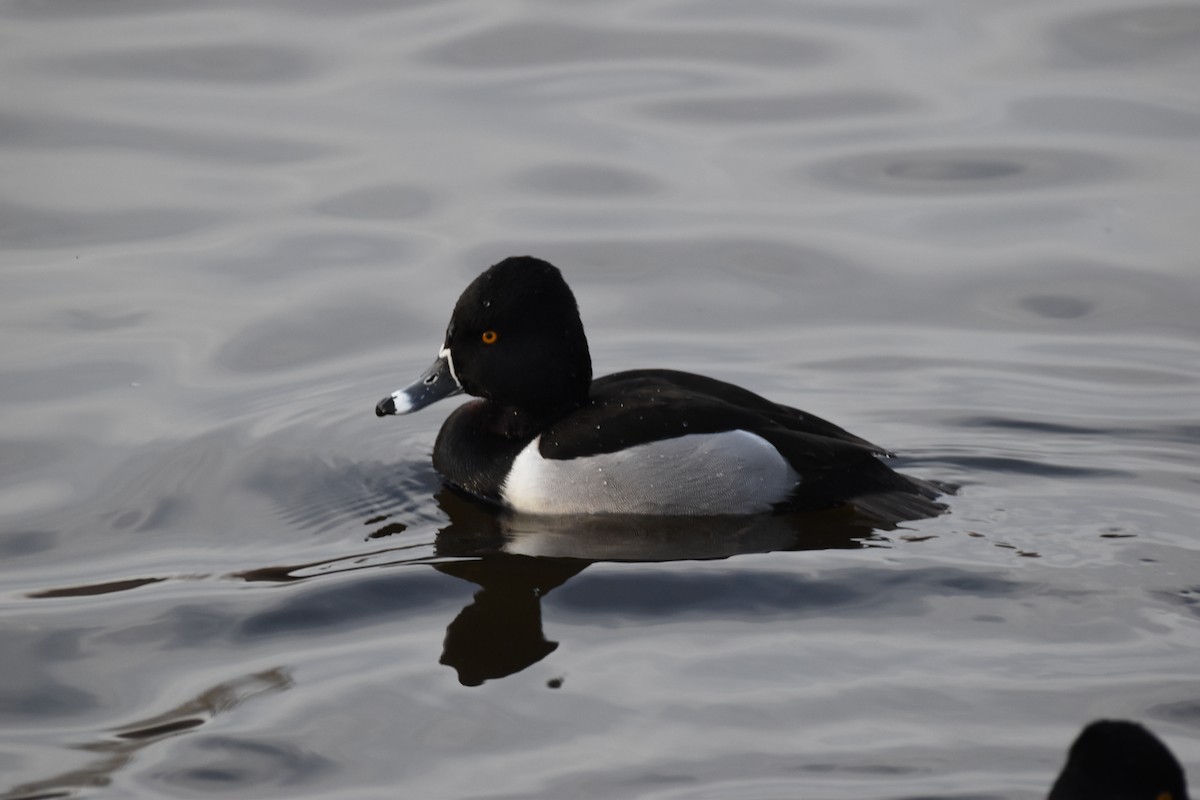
[375,256,592,420]
[1048,719,1189,800]
[446,256,592,414]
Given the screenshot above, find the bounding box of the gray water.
[2,1,1200,798]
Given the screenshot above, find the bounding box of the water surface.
[2,1,1199,798]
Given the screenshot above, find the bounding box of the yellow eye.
[1157,793,1173,800]
[481,330,498,345]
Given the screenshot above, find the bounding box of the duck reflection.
[434,556,580,686]
[418,487,890,685]
[230,458,935,686]
[430,486,886,560]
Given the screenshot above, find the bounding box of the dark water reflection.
[230,486,895,687]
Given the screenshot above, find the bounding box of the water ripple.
[0,111,333,164]
[48,43,323,85]
[638,90,920,126]
[422,21,835,69]
[1012,95,1200,139]
[1052,5,1200,67]
[807,147,1123,195]
[0,201,223,250]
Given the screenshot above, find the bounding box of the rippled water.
[3,1,1199,797]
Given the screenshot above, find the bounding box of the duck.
[375,256,943,518]
[1048,719,1190,800]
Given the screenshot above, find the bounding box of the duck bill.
[375,350,463,417]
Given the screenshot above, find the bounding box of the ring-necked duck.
[1049,719,1189,800]
[376,256,943,517]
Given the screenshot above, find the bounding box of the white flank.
[501,430,799,515]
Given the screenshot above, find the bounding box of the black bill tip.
[375,396,396,417]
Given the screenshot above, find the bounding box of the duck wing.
[538,369,943,518]
[539,368,885,461]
